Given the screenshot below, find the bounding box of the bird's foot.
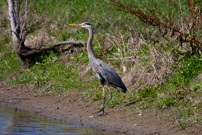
[93,108,104,114]
[92,108,108,116]
[98,111,108,116]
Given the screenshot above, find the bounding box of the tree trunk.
[8,0,28,68]
[7,0,86,69]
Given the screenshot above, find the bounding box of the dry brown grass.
[24,27,56,47]
[102,31,176,91]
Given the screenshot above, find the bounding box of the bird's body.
[90,58,127,93]
[70,22,127,114]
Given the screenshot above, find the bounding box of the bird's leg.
[94,83,113,114]
[100,84,106,114]
[101,84,113,110]
[93,83,113,115]
[102,84,106,108]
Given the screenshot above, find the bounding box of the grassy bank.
[0,0,202,129]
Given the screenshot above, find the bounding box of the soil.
[0,82,201,135]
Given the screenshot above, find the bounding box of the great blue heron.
[69,22,127,114]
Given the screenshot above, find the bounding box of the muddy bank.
[0,83,199,135]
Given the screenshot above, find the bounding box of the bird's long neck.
[87,27,97,60]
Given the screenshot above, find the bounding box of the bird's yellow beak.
[69,24,82,27]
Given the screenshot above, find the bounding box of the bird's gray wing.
[96,59,127,92]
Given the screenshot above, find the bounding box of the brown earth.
[0,82,201,135]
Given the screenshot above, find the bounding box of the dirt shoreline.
[0,83,199,135]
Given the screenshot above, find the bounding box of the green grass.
[1,0,202,129]
[0,49,22,81]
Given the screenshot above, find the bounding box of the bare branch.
[107,56,136,62]
[11,30,21,40]
[21,0,28,37]
[16,0,23,20]
[108,0,202,47]
[20,40,86,57]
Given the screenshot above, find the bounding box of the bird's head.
[69,22,92,29]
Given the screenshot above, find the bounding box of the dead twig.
[107,56,136,62]
[36,83,52,96]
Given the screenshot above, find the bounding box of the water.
[0,106,123,135]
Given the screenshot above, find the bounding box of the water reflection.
[0,106,123,135]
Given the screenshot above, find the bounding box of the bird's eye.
[83,24,86,26]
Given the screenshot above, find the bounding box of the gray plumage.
[70,22,127,114]
[91,58,127,93]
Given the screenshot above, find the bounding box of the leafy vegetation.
[0,0,202,129]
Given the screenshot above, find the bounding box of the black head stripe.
[84,22,91,26]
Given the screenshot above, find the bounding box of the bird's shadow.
[97,112,109,116]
